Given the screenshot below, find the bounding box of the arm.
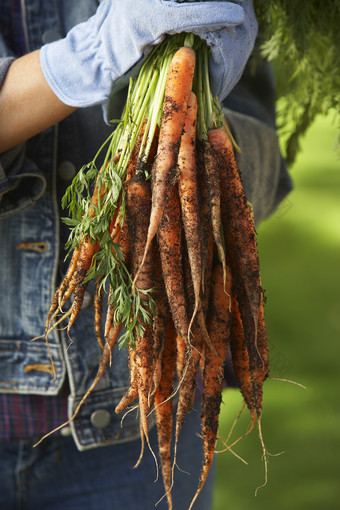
[0,50,76,153]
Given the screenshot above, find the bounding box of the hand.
[40,0,257,109]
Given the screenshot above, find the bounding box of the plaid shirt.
[0,0,68,441]
[0,386,69,440]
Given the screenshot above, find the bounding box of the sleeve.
[222,54,293,227]
[224,107,293,227]
[0,35,47,219]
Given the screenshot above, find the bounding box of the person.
[0,1,292,509]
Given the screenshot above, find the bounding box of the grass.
[213,113,340,510]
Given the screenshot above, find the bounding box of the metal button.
[90,409,111,429]
[57,161,77,181]
[42,29,62,44]
[60,426,72,437]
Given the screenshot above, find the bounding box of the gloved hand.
[40,0,257,109]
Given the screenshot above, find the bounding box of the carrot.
[66,238,99,333]
[94,277,104,349]
[196,149,212,292]
[126,173,156,465]
[201,140,227,289]
[172,323,202,479]
[127,175,155,300]
[230,295,269,489]
[197,232,213,379]
[208,127,265,385]
[115,345,138,414]
[229,294,256,425]
[172,246,204,479]
[154,316,177,510]
[67,198,122,333]
[175,334,186,381]
[134,299,155,467]
[136,45,196,279]
[201,231,214,316]
[151,250,169,398]
[104,218,130,340]
[178,91,202,332]
[250,295,270,418]
[43,247,80,344]
[182,232,215,358]
[114,187,145,416]
[46,157,122,339]
[55,248,80,312]
[189,261,232,509]
[157,178,190,348]
[104,287,114,340]
[208,126,270,418]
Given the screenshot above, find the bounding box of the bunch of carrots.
[37,34,269,509]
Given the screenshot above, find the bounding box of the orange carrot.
[157,179,190,348]
[178,91,202,332]
[202,140,227,288]
[134,309,155,467]
[137,45,196,278]
[115,345,138,414]
[208,127,265,388]
[45,154,121,340]
[151,250,169,397]
[189,261,232,509]
[172,245,204,476]
[55,247,80,311]
[175,334,186,381]
[229,294,256,424]
[173,322,202,476]
[94,277,104,349]
[66,237,99,333]
[43,247,80,342]
[104,219,130,340]
[115,174,155,417]
[196,149,212,292]
[208,126,270,422]
[154,316,177,510]
[126,173,156,463]
[201,231,214,316]
[197,232,213,378]
[250,295,269,418]
[67,197,122,333]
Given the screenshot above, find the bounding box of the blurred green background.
[213,113,340,510]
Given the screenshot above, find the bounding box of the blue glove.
[40,0,257,109]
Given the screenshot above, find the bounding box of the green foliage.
[254,0,340,164]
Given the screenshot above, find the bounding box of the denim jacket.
[0,0,146,450]
[0,0,292,450]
